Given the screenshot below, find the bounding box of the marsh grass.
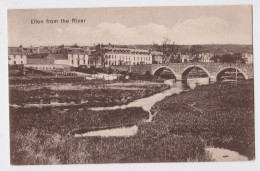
[151,80,254,159]
[10,79,254,164]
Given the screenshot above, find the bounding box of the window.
[72,60,74,64]
[14,61,16,64]
[83,60,85,64]
[21,61,23,64]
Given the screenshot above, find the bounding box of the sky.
[8,5,253,47]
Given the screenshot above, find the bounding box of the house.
[199,53,214,62]
[68,49,89,67]
[180,53,190,63]
[242,53,253,64]
[151,51,163,64]
[8,47,27,65]
[26,53,68,70]
[51,54,69,65]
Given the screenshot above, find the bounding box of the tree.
[211,55,222,62]
[189,45,203,62]
[58,44,64,48]
[92,44,107,68]
[213,53,246,63]
[153,37,180,63]
[71,43,79,48]
[190,45,203,56]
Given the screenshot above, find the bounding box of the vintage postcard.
[8,6,254,165]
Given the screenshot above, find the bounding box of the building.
[180,53,190,63]
[151,51,163,64]
[68,49,89,67]
[198,53,214,62]
[103,47,152,67]
[51,54,69,65]
[26,53,68,70]
[8,47,27,65]
[242,53,253,64]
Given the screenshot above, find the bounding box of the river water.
[76,78,208,136]
[205,147,248,162]
[75,77,249,161]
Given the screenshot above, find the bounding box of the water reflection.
[77,78,209,137]
[91,80,185,119]
[185,77,210,89]
[75,125,138,137]
[206,147,248,162]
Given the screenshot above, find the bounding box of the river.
[75,77,249,161]
[75,77,208,137]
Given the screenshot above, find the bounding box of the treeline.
[127,44,253,55]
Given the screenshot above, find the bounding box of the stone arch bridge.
[111,62,254,82]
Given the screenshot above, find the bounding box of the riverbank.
[9,78,170,107]
[151,80,254,159]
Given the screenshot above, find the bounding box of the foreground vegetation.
[10,107,149,135]
[151,80,254,159]
[10,79,254,164]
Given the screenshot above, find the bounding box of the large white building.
[104,47,152,67]
[8,47,27,65]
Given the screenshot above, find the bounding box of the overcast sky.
[8,5,252,47]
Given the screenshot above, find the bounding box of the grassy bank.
[151,80,254,159]
[10,107,149,135]
[10,82,170,107]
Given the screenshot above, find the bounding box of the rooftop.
[8,47,26,55]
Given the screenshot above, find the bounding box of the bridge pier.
[209,76,217,83]
[175,75,182,81]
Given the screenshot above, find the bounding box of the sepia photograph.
[8,5,254,165]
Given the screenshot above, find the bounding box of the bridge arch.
[152,66,179,78]
[216,67,249,81]
[181,65,211,80]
